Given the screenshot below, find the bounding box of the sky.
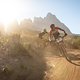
[0,0,80,34]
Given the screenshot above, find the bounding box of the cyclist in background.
[39,28,48,39]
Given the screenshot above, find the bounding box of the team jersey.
[50,27,60,39]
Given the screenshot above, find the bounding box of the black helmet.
[50,24,55,28]
[43,28,47,32]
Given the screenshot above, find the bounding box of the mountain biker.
[39,28,48,39]
[49,24,67,42]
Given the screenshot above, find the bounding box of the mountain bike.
[38,31,80,66]
[54,35,80,66]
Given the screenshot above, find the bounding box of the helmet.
[50,24,55,28]
[43,28,47,32]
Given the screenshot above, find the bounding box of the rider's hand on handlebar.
[49,38,52,42]
[65,32,67,36]
[63,31,67,38]
[64,32,67,37]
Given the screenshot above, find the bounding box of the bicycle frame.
[55,37,80,66]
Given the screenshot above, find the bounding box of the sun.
[0,0,24,32]
[0,0,34,33]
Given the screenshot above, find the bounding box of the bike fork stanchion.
[56,42,64,57]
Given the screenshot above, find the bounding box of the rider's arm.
[56,27,67,36]
[50,30,53,37]
[49,30,52,41]
[55,27,64,31]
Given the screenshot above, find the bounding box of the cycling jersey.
[50,27,60,39]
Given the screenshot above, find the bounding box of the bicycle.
[39,31,80,66]
[53,34,80,66]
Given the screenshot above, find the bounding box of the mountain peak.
[35,13,71,34]
[46,13,56,18]
[45,13,57,21]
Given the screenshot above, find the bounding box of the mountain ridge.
[32,13,72,35]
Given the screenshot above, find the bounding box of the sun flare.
[0,0,35,33]
[0,0,24,32]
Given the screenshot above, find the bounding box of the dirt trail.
[44,50,80,80]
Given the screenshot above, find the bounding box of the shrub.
[71,36,80,49]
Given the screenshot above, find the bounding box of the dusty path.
[44,50,80,80]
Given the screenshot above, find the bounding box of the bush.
[70,36,80,49]
[0,34,46,80]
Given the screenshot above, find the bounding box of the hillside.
[0,30,80,80]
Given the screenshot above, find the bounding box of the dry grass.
[66,36,80,49]
[0,33,47,80]
[0,32,80,80]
